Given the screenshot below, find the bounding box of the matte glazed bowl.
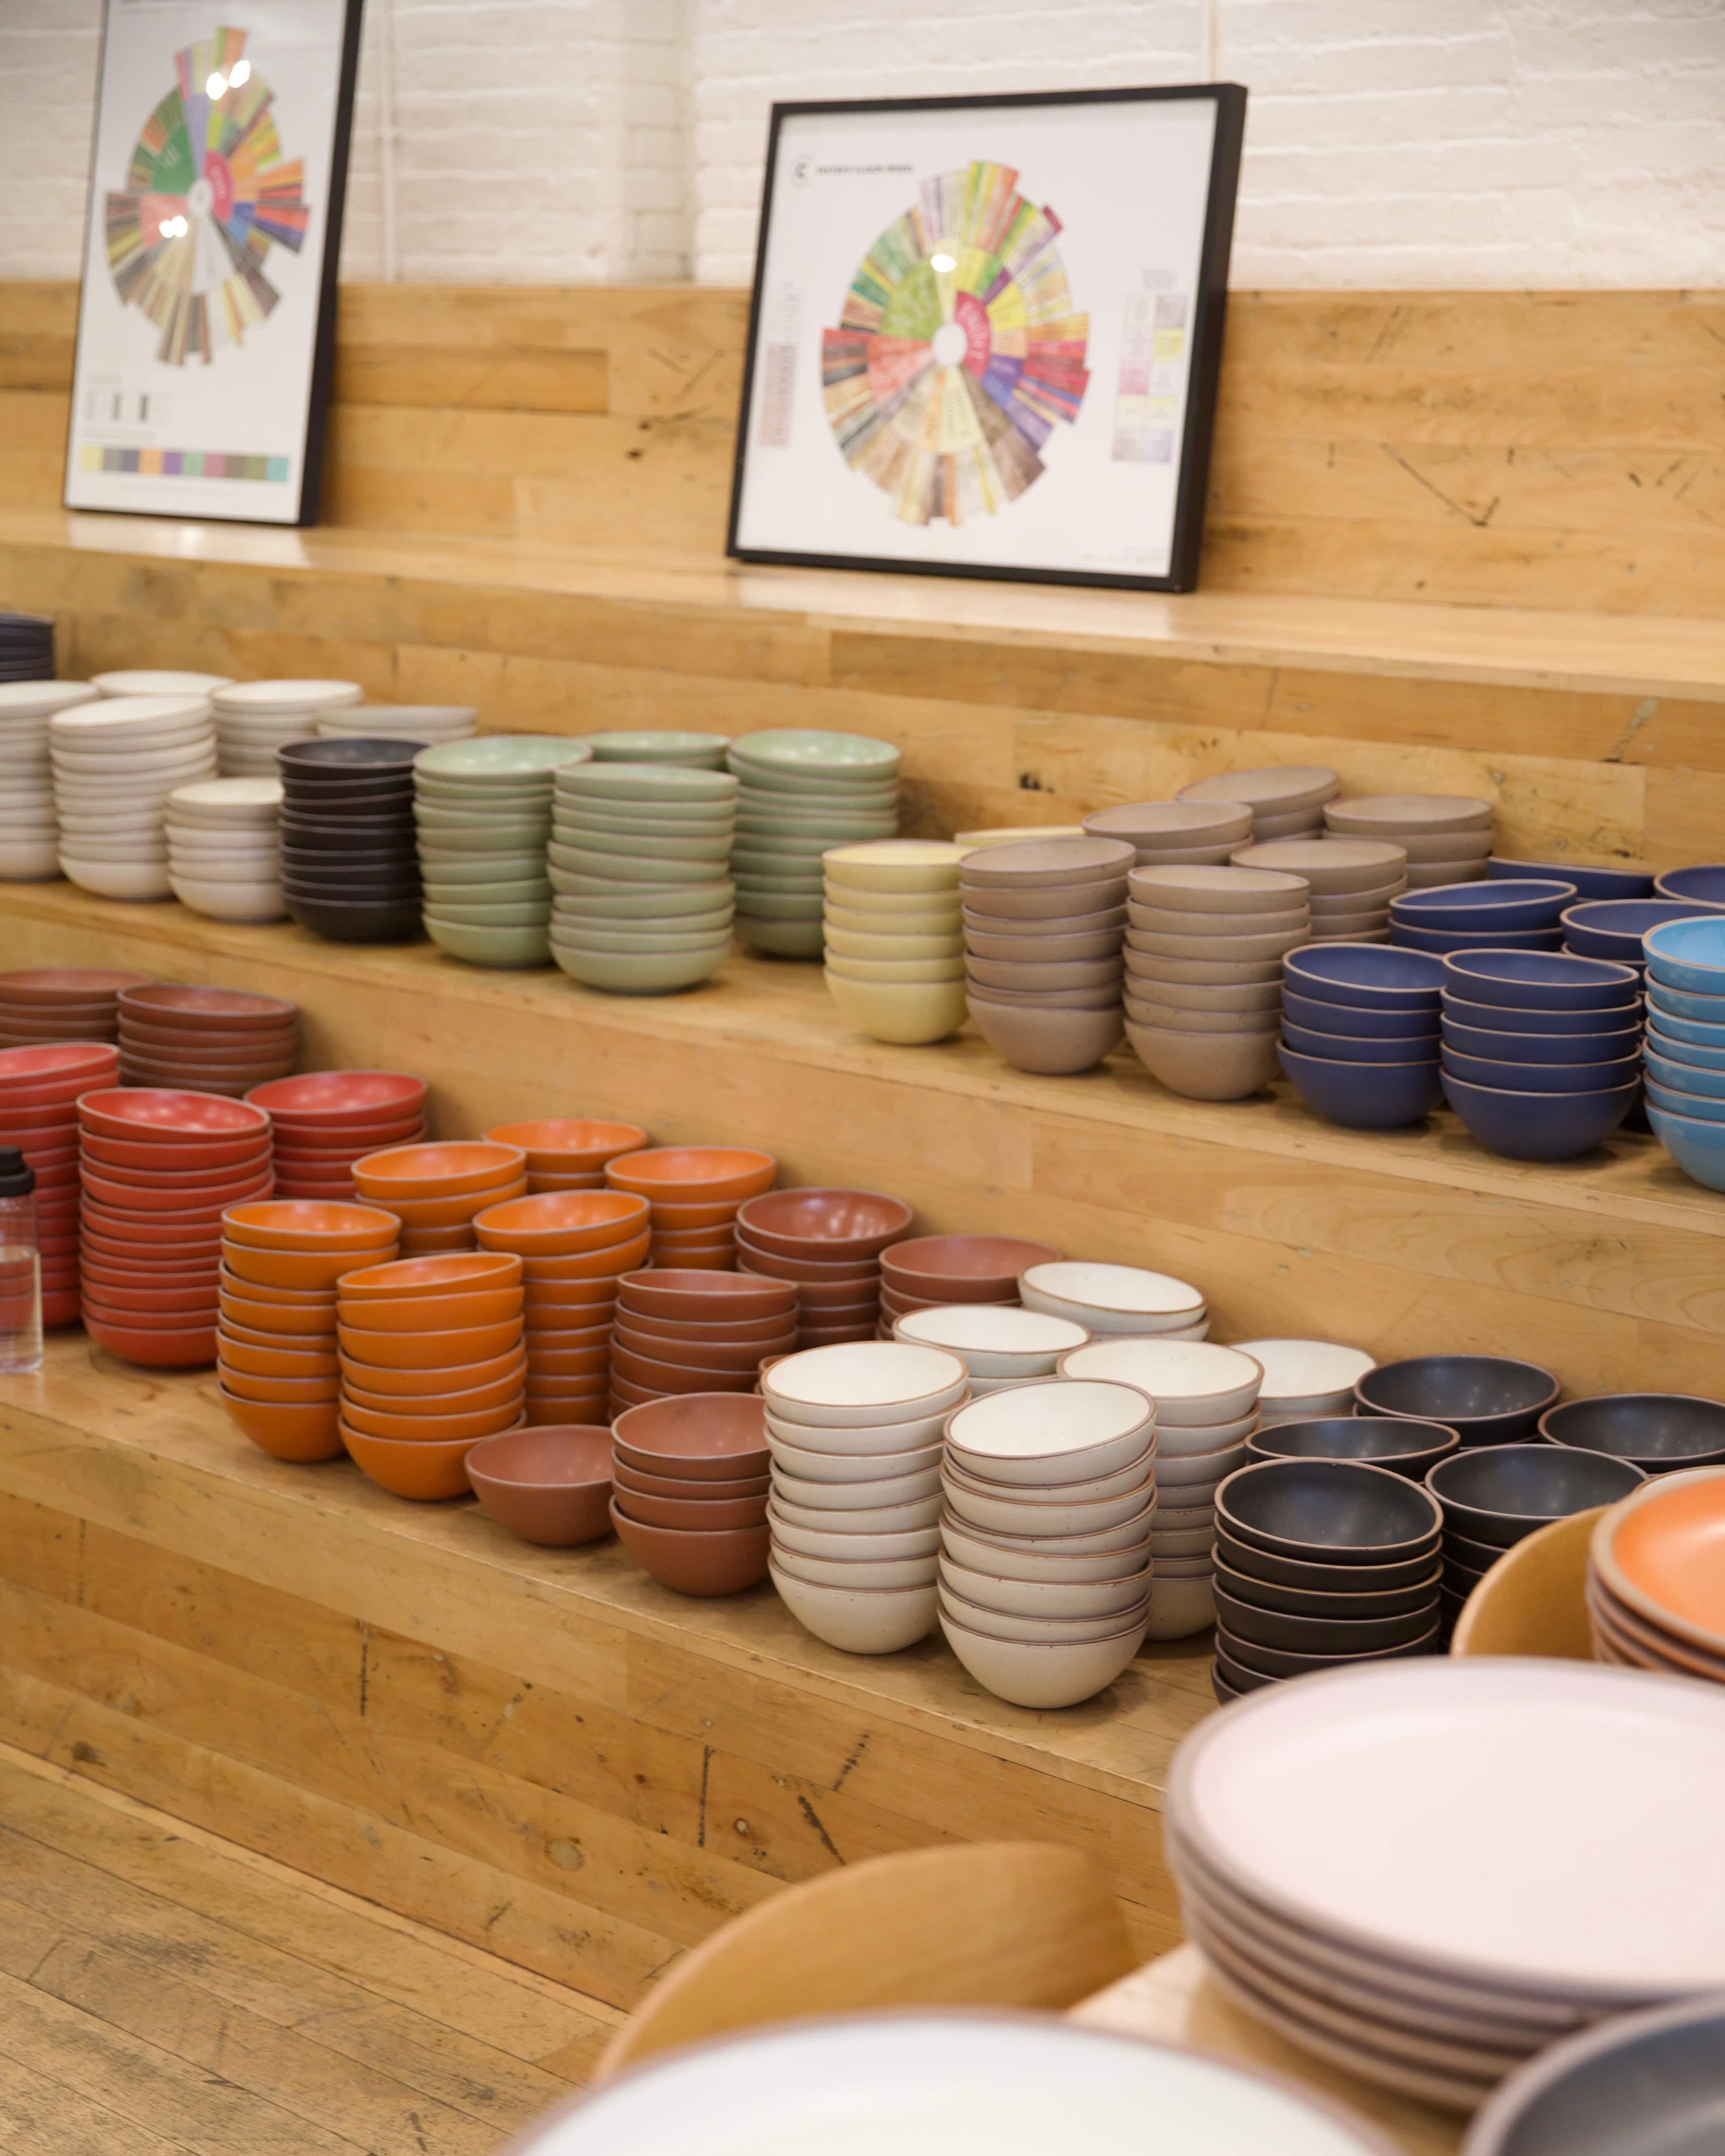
[1216,1456,1441,1563]
[1441,1073,1639,1159]
[1440,989,1639,1036]
[1490,856,1654,900]
[1441,1044,1640,1094]
[1278,1043,1443,1128]
[1246,1414,1459,1480]
[1276,987,1431,1039]
[1355,1353,1559,1442]
[610,1391,769,1476]
[1214,1523,1439,1595]
[1212,1577,1436,1656]
[1127,1021,1279,1100]
[1281,943,1445,1009]
[1442,1016,1641,1066]
[1567,900,1715,964]
[1281,1019,1439,1065]
[218,1389,344,1461]
[1439,949,1638,1009]
[610,1502,769,1595]
[1212,1552,1440,1621]
[966,995,1124,1075]
[464,1424,613,1544]
[1424,1442,1646,1547]
[340,1423,487,1500]
[1539,1393,1725,1474]
[1391,878,1575,930]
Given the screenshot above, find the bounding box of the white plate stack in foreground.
[0,681,99,879]
[211,680,363,774]
[727,729,901,959]
[165,776,285,922]
[50,693,217,901]
[823,839,968,1044]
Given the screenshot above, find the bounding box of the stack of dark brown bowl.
[278,738,424,943]
[117,983,299,1097]
[734,1187,912,1348]
[0,967,152,1047]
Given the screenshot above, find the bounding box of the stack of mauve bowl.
[1324,792,1494,888]
[880,1234,1060,1323]
[0,968,151,1048]
[246,1072,429,1202]
[1232,837,1407,943]
[77,1087,274,1367]
[279,739,424,945]
[1081,799,1252,867]
[604,1145,776,1271]
[0,1042,119,1327]
[117,984,298,1097]
[483,1118,648,1194]
[353,1141,527,1257]
[474,1190,652,1425]
[733,1188,911,1349]
[1177,766,1339,842]
[961,837,1134,1075]
[614,1269,799,1419]
[610,1393,771,1597]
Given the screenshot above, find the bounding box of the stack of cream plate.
[1323,794,1494,889]
[822,839,968,1045]
[0,681,99,879]
[211,679,363,774]
[1231,837,1407,943]
[93,669,234,700]
[1020,1258,1209,1341]
[1082,799,1252,866]
[1231,1338,1376,1425]
[890,1302,1091,1381]
[1166,1657,1725,2111]
[1058,1338,1264,1640]
[50,693,216,900]
[165,777,284,923]
[1177,767,1341,842]
[318,703,477,745]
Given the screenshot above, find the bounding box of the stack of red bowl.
[246,1072,428,1200]
[116,983,299,1096]
[0,1041,120,1326]
[610,1267,799,1417]
[473,1190,651,1425]
[484,1118,648,1194]
[878,1233,1064,1326]
[352,1141,527,1256]
[76,1088,274,1366]
[733,1187,913,1349]
[0,968,151,1048]
[604,1146,777,1270]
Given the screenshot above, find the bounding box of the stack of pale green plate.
[728,730,901,959]
[549,761,737,993]
[579,729,730,769]
[414,735,592,967]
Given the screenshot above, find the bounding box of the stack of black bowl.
[1424,1442,1648,1633]
[0,612,53,682]
[278,738,424,943]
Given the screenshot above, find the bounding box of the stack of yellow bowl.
[822,840,970,1045]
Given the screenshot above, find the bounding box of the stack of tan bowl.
[613,1269,799,1420]
[880,1233,1060,1322]
[50,693,217,900]
[1081,799,1252,867]
[1231,837,1407,944]
[939,1377,1157,1705]
[734,1188,911,1348]
[822,840,969,1046]
[353,1140,528,1257]
[604,1145,776,1271]
[1323,793,1494,888]
[1059,1337,1266,1639]
[475,1190,652,1425]
[609,1393,771,1597]
[211,680,362,775]
[0,967,150,1049]
[1177,766,1340,841]
[0,681,98,880]
[483,1118,648,1194]
[1019,1259,1209,1341]
[890,1302,1090,1389]
[1123,864,1312,1100]
[764,1342,966,1653]
[961,836,1134,1075]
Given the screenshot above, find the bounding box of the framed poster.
[727,85,1246,593]
[64,0,364,527]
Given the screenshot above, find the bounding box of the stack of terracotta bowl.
[612,1268,799,1418]
[961,837,1135,1075]
[77,1087,273,1367]
[1081,799,1252,867]
[164,776,285,923]
[116,984,298,1098]
[246,1072,429,1202]
[319,704,477,747]
[217,1201,400,1463]
[727,729,902,959]
[1019,1259,1209,1342]
[1229,1337,1376,1424]
[733,1188,911,1349]
[1124,864,1311,1101]
[1177,766,1340,841]
[483,1118,648,1194]
[890,1303,1090,1390]
[1323,793,1494,888]
[474,1190,652,1425]
[938,1377,1157,1707]
[1587,1467,1725,1680]
[0,968,151,1049]
[610,1393,771,1593]
[465,1425,615,1547]
[1210,1457,1445,1700]
[604,1144,776,1271]
[279,739,424,945]
[1231,837,1407,943]
[581,729,730,769]
[51,693,218,900]
[353,1140,527,1257]
[764,1343,967,1653]
[1425,1442,1646,1633]
[1060,1337,1266,1639]
[0,680,99,880]
[211,680,363,775]
[822,840,969,1046]
[417,735,591,970]
[335,1252,526,1498]
[880,1234,1060,1322]
[0,1041,119,1327]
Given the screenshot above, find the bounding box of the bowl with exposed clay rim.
[1539,1393,1725,1474]
[464,1424,613,1544]
[1355,1354,1558,1444]
[1247,1414,1458,1480]
[1215,1456,1442,1565]
[1424,1442,1647,1548]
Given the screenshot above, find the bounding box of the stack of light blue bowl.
[1388,877,1575,955]
[1439,951,1642,1159]
[1561,896,1716,973]
[1643,916,1725,1191]
[1277,944,1445,1129]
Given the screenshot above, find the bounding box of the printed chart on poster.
[729,88,1245,592]
[64,0,362,526]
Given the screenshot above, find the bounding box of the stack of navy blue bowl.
[1389,877,1575,955]
[1439,951,1643,1159]
[1278,944,1445,1129]
[1488,855,1652,899]
[1560,897,1715,975]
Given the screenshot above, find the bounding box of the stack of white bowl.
[210,680,363,774]
[1057,1338,1264,1640]
[93,669,234,701]
[727,730,901,959]
[822,839,969,1045]
[1082,799,1252,866]
[1177,767,1340,841]
[165,777,285,923]
[1322,793,1494,889]
[0,682,99,880]
[763,1342,967,1655]
[1231,837,1407,944]
[50,693,217,900]
[318,703,477,746]
[1019,1259,1209,1341]
[1230,1337,1376,1425]
[890,1302,1091,1387]
[938,1377,1157,1707]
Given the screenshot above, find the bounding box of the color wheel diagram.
[821,160,1090,527]
[104,25,311,366]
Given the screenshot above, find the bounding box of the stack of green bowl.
[549,761,738,992]
[728,730,902,959]
[414,735,593,968]
[579,730,730,769]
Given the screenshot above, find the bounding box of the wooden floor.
[0,1742,617,2155]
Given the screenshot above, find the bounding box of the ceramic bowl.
[1282,944,1447,1010]
[1247,1414,1459,1480]
[1442,1073,1640,1159]
[938,1607,1146,1706]
[339,1423,489,1499]
[458,1424,612,1542]
[1125,1021,1280,1101]
[1278,1043,1443,1129]
[620,1270,796,1324]
[944,1379,1154,1487]
[609,1391,769,1476]
[1355,1354,1560,1442]
[882,1235,1062,1304]
[891,1304,1090,1374]
[1055,1338,1260,1425]
[1216,1455,1441,1564]
[1539,1394,1725,1474]
[1425,1442,1647,1548]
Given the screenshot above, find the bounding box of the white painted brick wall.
[2,0,1721,287]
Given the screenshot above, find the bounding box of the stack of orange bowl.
[248,1071,428,1201]
[352,1140,526,1256]
[473,1190,651,1425]
[484,1118,648,1194]
[734,1188,913,1350]
[604,1145,776,1270]
[217,1200,400,1463]
[0,1040,119,1327]
[76,1088,275,1366]
[0,967,152,1049]
[610,1267,799,1417]
[335,1252,526,1497]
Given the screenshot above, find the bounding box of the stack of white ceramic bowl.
[210,680,363,774]
[1231,1338,1377,1425]
[93,669,234,701]
[416,735,593,968]
[1057,1338,1264,1639]
[164,777,285,922]
[727,730,901,959]
[580,730,730,769]
[763,1342,967,1654]
[1177,767,1340,841]
[0,682,99,880]
[938,1377,1156,1707]
[1082,799,1253,866]
[823,840,968,1045]
[50,693,217,900]
[1019,1259,1209,1341]
[1231,837,1407,944]
[549,760,737,993]
[1323,793,1494,889]
[890,1302,1091,1389]
[318,703,477,746]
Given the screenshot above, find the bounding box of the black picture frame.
[726,83,1247,594]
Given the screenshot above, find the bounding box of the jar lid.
[0,1145,35,1197]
